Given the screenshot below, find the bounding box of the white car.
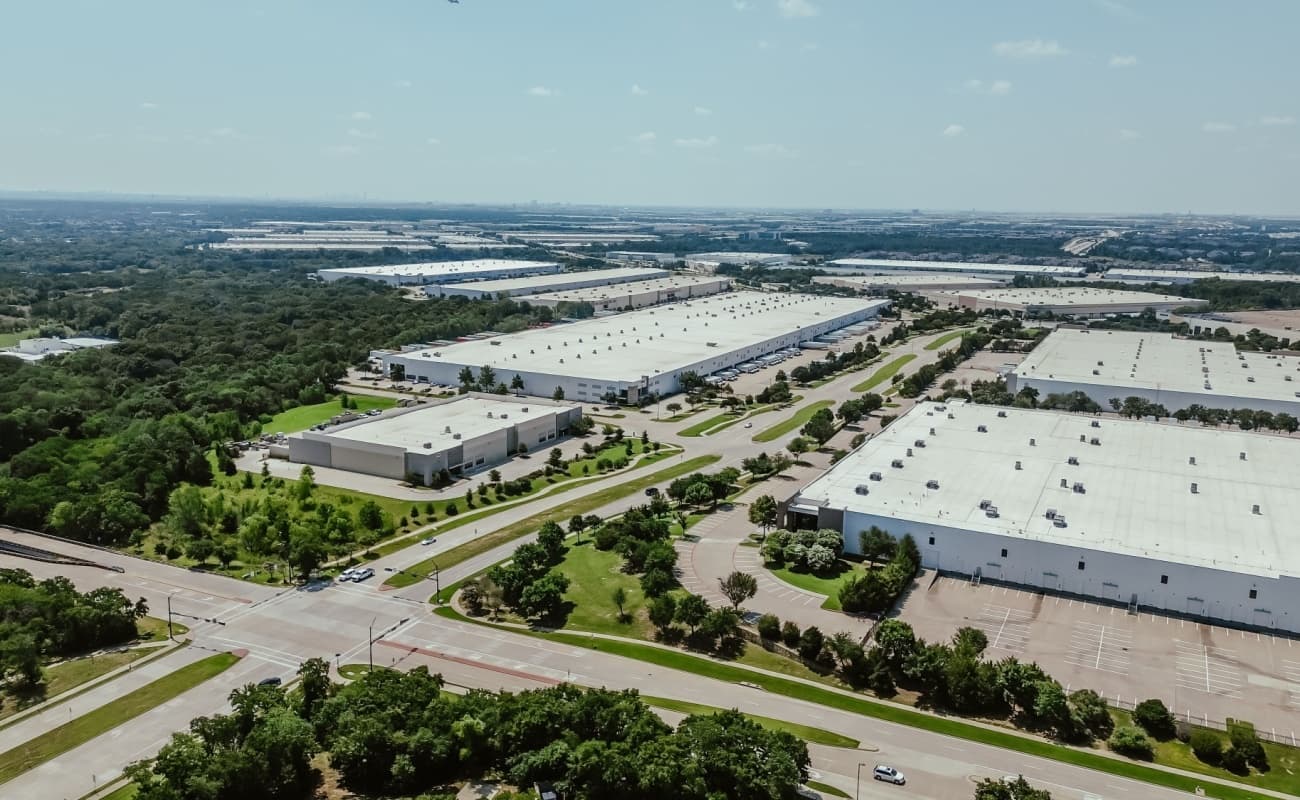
[351,567,375,582]
[743,422,753,428]
[338,568,356,582]
[420,537,437,546]
[873,765,905,785]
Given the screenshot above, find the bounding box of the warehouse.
[942,287,1207,317]
[607,251,681,264]
[788,400,1300,632]
[827,258,1086,279]
[427,267,670,299]
[1008,328,1300,416]
[520,274,731,311]
[684,252,793,272]
[287,393,581,485]
[1102,268,1300,285]
[316,259,560,286]
[813,274,1005,293]
[382,292,888,403]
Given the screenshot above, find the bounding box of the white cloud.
[631,131,657,144]
[1202,121,1236,133]
[1109,54,1139,68]
[993,39,1069,58]
[942,124,965,137]
[744,143,798,158]
[425,137,441,146]
[350,110,372,120]
[1118,128,1141,141]
[966,79,1011,95]
[527,86,555,97]
[777,0,819,17]
[139,101,158,110]
[1260,115,1296,127]
[674,135,719,149]
[694,106,713,116]
[321,144,361,157]
[631,83,648,96]
[347,128,378,140]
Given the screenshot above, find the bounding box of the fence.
[1107,696,1298,747]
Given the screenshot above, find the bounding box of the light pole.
[166,594,174,641]
[368,616,377,672]
[856,763,867,800]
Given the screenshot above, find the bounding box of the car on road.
[873,765,905,785]
[338,568,356,581]
[351,567,375,582]
[257,676,282,687]
[743,422,752,428]
[420,537,437,546]
[644,486,660,496]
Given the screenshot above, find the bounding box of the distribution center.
[940,287,1207,317]
[1008,328,1300,416]
[827,258,1086,279]
[382,291,889,403]
[316,259,560,286]
[519,274,731,311]
[426,267,671,299]
[788,400,1300,633]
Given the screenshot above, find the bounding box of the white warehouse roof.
[813,275,1005,290]
[944,287,1206,311]
[828,258,1086,277]
[1012,329,1300,408]
[1103,268,1300,285]
[523,274,730,305]
[317,259,559,284]
[318,396,570,454]
[797,400,1298,578]
[432,267,670,298]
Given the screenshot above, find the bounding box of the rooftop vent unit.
[869,471,883,481]
[521,407,529,412]
[1029,437,1036,446]
[1248,376,1256,382]
[1190,482,1198,494]
[1014,460,1022,470]
[1189,456,1196,465]
[444,426,452,434]
[1091,420,1100,428]
[1253,504,1261,515]
[452,433,462,440]
[997,411,1007,418]
[1072,482,1085,494]
[985,506,1001,519]
[926,479,940,490]
[1205,382,1213,390]
[1097,360,1104,366]
[1067,456,1079,465]
[1240,451,1247,461]
[906,448,914,457]
[1045,508,1057,519]
[1089,437,1100,446]
[978,499,993,510]
[890,459,904,469]
[1060,478,1069,488]
[914,439,927,448]
[422,442,433,449]
[1092,369,1100,375]
[854,484,870,496]
[977,425,988,433]
[486,411,494,418]
[500,413,509,419]
[929,428,937,436]
[1052,515,1068,528]
[948,413,955,419]
[1079,434,1087,442]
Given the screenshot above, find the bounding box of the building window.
[1077,561,1086,571]
[1249,589,1258,600]
[1160,575,1168,584]
[928,536,935,545]
[1000,548,1008,558]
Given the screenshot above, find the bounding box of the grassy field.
[556,545,653,639]
[850,354,917,393]
[769,560,871,612]
[263,394,397,434]
[338,663,393,680]
[806,780,850,798]
[0,652,239,784]
[136,616,187,641]
[94,784,138,800]
[641,696,860,748]
[385,455,721,588]
[679,410,744,437]
[0,327,40,348]
[923,328,972,351]
[0,647,165,724]
[752,400,835,443]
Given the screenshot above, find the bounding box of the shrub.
[757,614,781,641]
[1133,698,1176,740]
[444,502,459,516]
[780,621,801,648]
[797,626,825,662]
[1108,726,1154,760]
[1189,729,1223,765]
[1227,720,1268,771]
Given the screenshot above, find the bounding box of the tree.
[1070,689,1114,740]
[717,571,758,610]
[518,572,570,620]
[748,495,778,536]
[1190,729,1223,765]
[684,482,713,509]
[797,626,825,662]
[804,544,836,573]
[872,619,918,671]
[973,776,1053,800]
[511,374,525,394]
[458,366,476,390]
[674,593,710,634]
[1108,726,1154,760]
[786,436,810,456]
[163,485,209,539]
[552,386,565,401]
[1132,698,1176,740]
[780,621,801,648]
[184,536,216,565]
[800,408,837,445]
[611,586,628,621]
[536,520,566,562]
[296,657,331,722]
[859,526,896,563]
[665,402,682,415]
[640,568,675,598]
[288,529,327,581]
[357,500,385,531]
[548,447,564,468]
[757,613,781,640]
[952,626,988,657]
[648,594,677,632]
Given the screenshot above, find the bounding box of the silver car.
[873,765,905,785]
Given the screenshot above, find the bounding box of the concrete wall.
[1006,374,1300,417]
[841,510,1300,633]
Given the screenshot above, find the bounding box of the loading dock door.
[1186,597,1205,618]
[921,547,939,570]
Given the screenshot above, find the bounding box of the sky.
[2,0,1298,214]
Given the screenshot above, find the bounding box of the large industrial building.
[520,274,731,311]
[316,260,560,287]
[1103,268,1300,285]
[427,267,670,300]
[607,251,681,264]
[813,274,1006,293]
[287,393,581,485]
[382,292,889,403]
[1008,329,1300,415]
[788,400,1300,632]
[684,252,793,272]
[827,258,1086,279]
[941,287,1207,317]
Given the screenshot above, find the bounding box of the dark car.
[644,486,660,496]
[257,676,282,687]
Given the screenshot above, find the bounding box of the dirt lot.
[1214,309,1300,331]
[895,575,1300,744]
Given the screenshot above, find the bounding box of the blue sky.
[2,0,1297,214]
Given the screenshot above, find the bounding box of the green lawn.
[0,327,40,348]
[385,455,721,588]
[679,410,744,437]
[850,354,917,393]
[752,400,835,443]
[93,783,137,800]
[262,394,397,434]
[923,328,972,351]
[556,545,653,639]
[768,560,871,612]
[0,652,240,784]
[338,663,393,680]
[806,780,850,798]
[433,605,1268,800]
[0,647,165,724]
[136,616,187,641]
[641,696,860,748]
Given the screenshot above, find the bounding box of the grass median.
[752,400,835,443]
[641,695,860,748]
[384,455,721,588]
[849,354,916,393]
[923,328,971,351]
[432,605,1264,800]
[0,651,240,784]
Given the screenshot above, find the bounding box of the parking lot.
[895,575,1300,743]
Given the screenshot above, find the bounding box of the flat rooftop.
[1103,268,1300,284]
[814,275,1005,288]
[798,400,1298,577]
[948,287,1205,308]
[319,396,563,453]
[829,258,1085,277]
[1014,329,1300,404]
[523,274,729,303]
[318,260,559,280]
[393,291,888,383]
[686,252,789,263]
[437,267,669,295]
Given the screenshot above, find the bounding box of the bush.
[1189,729,1223,765]
[757,614,781,641]
[797,626,825,662]
[780,621,801,648]
[1108,726,1154,760]
[1133,698,1176,740]
[1227,720,1268,772]
[444,502,459,516]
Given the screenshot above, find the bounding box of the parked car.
[352,567,375,582]
[338,568,356,582]
[873,765,906,785]
[420,537,437,546]
[257,676,282,687]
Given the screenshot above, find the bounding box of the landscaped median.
[641,695,860,748]
[849,353,916,393]
[431,605,1269,800]
[383,454,722,588]
[751,400,835,443]
[923,328,972,351]
[0,651,241,784]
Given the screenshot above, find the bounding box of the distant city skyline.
[3,0,1298,214]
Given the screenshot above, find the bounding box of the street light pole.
[856,763,867,800]
[167,595,174,641]
[431,562,441,604]
[368,616,377,672]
